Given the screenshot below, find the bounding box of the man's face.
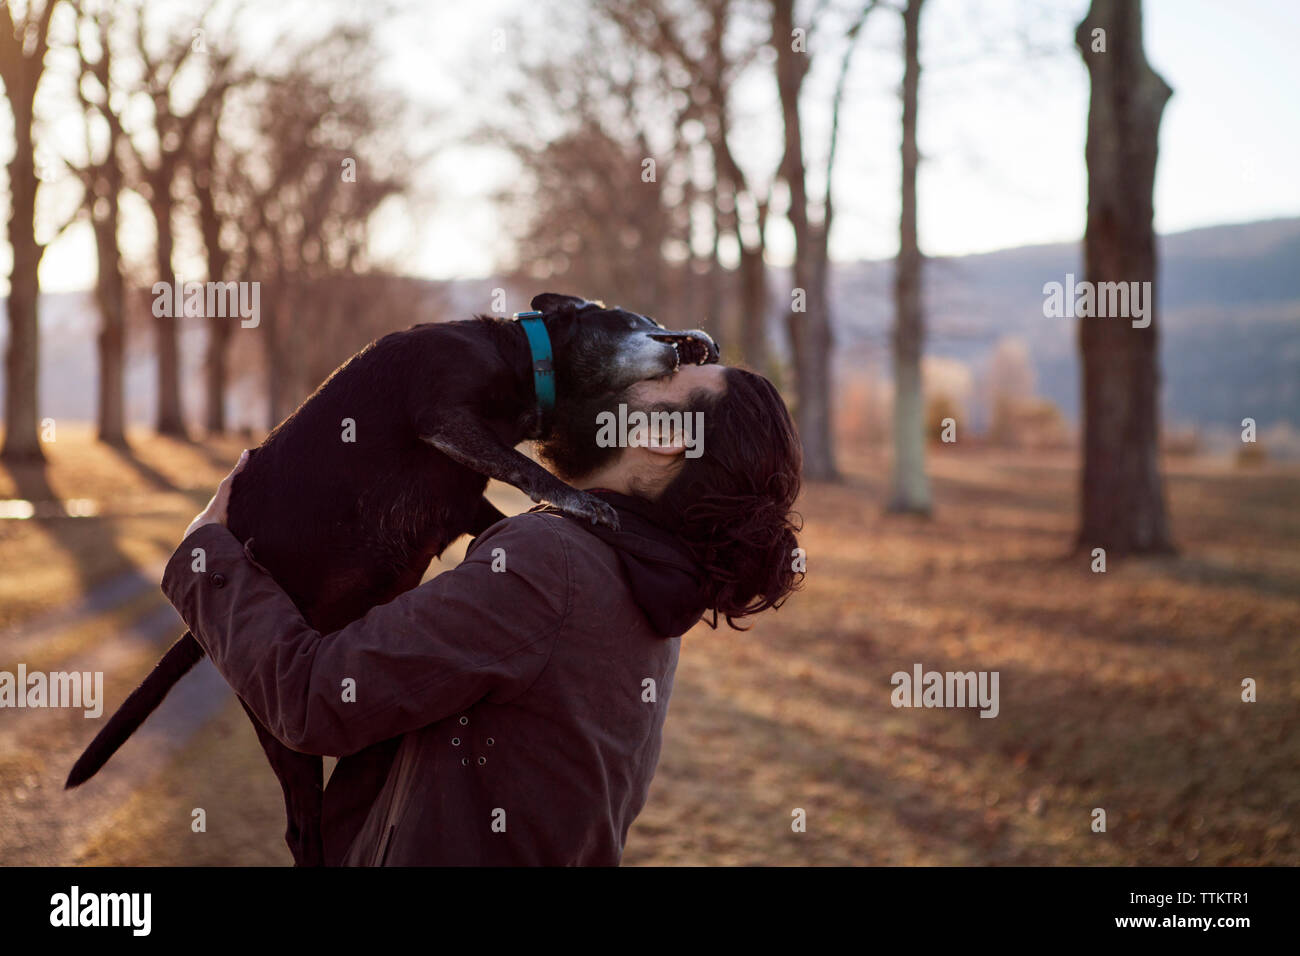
[538,363,728,482]
[623,362,728,409]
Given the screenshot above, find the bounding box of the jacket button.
[451,737,460,746]
[477,756,486,766]
[210,572,227,589]
[458,715,468,726]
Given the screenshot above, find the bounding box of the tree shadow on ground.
[3,460,137,597]
[104,442,178,492]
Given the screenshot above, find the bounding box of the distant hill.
[1,218,1296,436]
[825,217,1300,433]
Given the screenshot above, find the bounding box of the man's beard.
[536,385,635,483]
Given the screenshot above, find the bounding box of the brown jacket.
[163,494,704,866]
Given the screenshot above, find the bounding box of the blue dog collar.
[514,311,556,416]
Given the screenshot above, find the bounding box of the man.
[165,362,802,865]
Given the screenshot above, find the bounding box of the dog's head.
[527,293,719,399]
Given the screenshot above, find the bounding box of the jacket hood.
[532,489,710,638]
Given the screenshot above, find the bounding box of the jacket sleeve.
[161,513,571,757]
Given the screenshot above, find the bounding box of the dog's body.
[66,293,717,865]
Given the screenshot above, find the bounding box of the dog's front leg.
[421,420,619,530]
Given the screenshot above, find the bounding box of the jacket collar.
[532,489,709,638]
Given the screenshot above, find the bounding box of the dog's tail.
[65,631,206,789]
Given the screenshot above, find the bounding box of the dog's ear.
[530,293,592,314]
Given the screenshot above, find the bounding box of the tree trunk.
[266,277,296,429]
[774,0,837,482]
[738,238,768,372]
[197,161,231,435]
[2,95,45,462]
[706,185,725,360]
[206,319,232,434]
[709,155,768,373]
[1075,0,1174,554]
[151,187,187,438]
[0,3,55,463]
[94,194,127,446]
[697,6,768,375]
[888,0,930,513]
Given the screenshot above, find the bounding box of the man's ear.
[531,293,591,313]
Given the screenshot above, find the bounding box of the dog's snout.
[689,330,720,364]
[647,329,719,366]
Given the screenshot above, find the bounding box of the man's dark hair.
[538,366,804,629]
[656,368,803,627]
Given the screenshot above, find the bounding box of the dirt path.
[0,573,233,865]
[2,562,163,663]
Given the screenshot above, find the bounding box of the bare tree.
[68,0,129,446]
[494,43,685,312]
[0,0,60,462]
[229,26,412,427]
[773,0,826,477]
[686,0,772,371]
[190,102,232,434]
[887,0,930,513]
[1075,0,1174,554]
[126,4,238,437]
[602,0,774,367]
[773,0,877,482]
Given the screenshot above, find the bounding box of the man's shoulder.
[469,509,600,550]
[468,509,618,569]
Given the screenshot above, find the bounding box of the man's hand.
[184,449,249,540]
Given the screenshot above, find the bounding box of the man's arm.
[162,514,570,757]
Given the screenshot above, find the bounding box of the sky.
[10,0,1300,294]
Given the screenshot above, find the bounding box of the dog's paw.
[590,498,621,530]
[556,492,620,531]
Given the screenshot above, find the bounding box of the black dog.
[66,292,717,865]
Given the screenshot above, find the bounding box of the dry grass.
[0,424,249,631]
[624,448,1299,865]
[3,434,1296,865]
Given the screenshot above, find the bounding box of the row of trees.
[494,0,1174,552]
[494,0,892,485]
[3,0,1175,553]
[490,0,1018,509]
[1,0,417,458]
